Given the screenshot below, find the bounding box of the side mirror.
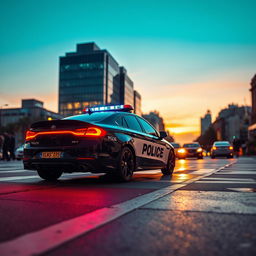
[159,131,168,139]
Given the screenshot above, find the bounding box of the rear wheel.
[161,150,175,175]
[115,147,135,181]
[37,169,63,181]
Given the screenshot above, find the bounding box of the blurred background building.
[0,99,61,145]
[200,110,212,136]
[59,42,141,117]
[197,104,251,150]
[248,74,256,153]
[142,111,165,131]
[133,90,142,116]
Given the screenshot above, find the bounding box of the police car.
[23,105,175,181]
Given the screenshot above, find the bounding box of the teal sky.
[0,0,256,142]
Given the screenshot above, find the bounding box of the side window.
[123,115,143,132]
[138,117,158,136]
[115,117,128,128]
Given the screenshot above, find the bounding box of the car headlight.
[178,148,186,154]
[197,148,203,152]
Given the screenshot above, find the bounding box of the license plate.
[41,152,62,159]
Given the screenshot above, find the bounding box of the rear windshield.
[214,142,230,146]
[171,143,180,148]
[64,112,114,123]
[183,143,199,148]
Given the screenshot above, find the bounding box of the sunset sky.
[0,0,255,143]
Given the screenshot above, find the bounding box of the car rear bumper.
[212,150,233,156]
[23,156,117,173]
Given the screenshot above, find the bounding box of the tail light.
[84,127,106,137]
[25,127,106,141]
[229,146,233,150]
[26,130,38,141]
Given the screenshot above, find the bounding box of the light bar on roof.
[83,104,133,113]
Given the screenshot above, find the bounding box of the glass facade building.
[134,90,142,116]
[59,42,141,117]
[119,67,134,107]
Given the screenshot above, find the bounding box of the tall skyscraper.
[59,42,141,116]
[200,110,212,135]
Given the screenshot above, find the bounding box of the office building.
[119,67,134,106]
[59,42,141,116]
[134,90,142,116]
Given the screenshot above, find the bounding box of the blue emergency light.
[83,104,133,113]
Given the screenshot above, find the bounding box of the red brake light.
[25,130,37,140]
[25,127,106,140]
[85,127,106,137]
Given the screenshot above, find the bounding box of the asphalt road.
[0,157,255,256]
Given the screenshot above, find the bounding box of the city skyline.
[1,0,255,143]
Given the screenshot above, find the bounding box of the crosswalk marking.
[227,188,256,192]
[201,177,255,181]
[0,170,32,174]
[0,176,39,181]
[191,169,215,175]
[0,172,105,182]
[195,180,256,184]
[219,171,256,175]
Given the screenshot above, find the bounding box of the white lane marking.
[218,171,256,175]
[191,169,215,175]
[0,176,39,181]
[227,188,256,192]
[201,177,255,181]
[0,170,31,174]
[0,172,104,182]
[0,161,236,256]
[195,181,256,184]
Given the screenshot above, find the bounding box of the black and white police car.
[23,105,175,181]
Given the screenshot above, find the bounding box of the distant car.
[177,142,203,159]
[170,142,181,156]
[15,144,24,160]
[211,141,233,159]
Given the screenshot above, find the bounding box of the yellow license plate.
[41,152,62,159]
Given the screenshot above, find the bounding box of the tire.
[37,169,63,181]
[115,147,135,181]
[161,150,175,175]
[211,155,215,159]
[198,156,203,159]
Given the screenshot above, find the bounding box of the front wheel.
[37,169,63,181]
[115,147,135,181]
[161,150,175,175]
